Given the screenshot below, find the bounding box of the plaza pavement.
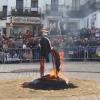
[0,62,100,100]
[0,62,100,82]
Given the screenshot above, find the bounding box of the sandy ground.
[0,77,100,99]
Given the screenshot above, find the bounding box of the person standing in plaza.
[39,28,52,77]
[39,27,60,77]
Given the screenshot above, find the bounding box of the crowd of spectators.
[76,28,100,46]
[0,30,41,63]
[0,27,100,63]
[49,27,100,60]
[49,27,100,47]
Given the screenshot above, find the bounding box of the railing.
[0,47,40,64]
[11,7,41,17]
[64,46,100,61]
[0,46,100,64]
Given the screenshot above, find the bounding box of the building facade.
[0,0,7,35]
[0,0,82,36]
[6,0,42,37]
[0,0,71,36]
[43,0,80,35]
[1,0,99,36]
[69,0,100,29]
[80,0,100,29]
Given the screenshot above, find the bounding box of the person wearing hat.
[39,27,52,77]
[39,27,60,77]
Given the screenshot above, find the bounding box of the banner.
[12,17,41,24]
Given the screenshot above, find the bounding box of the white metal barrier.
[0,46,100,79]
[0,47,40,64]
[0,46,100,64]
[64,46,100,61]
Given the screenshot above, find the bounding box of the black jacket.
[40,36,52,58]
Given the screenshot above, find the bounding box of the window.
[3,6,7,18]
[51,0,59,11]
[3,28,6,35]
[31,0,38,8]
[72,0,80,10]
[16,0,23,10]
[51,0,59,5]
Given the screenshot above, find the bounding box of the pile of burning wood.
[22,48,69,90]
[22,67,69,90]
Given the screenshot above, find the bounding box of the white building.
[42,0,80,35]
[80,10,100,29]
[0,0,7,35]
[71,0,100,29]
[0,0,42,36]
[7,0,43,37]
[0,0,76,36]
[0,0,90,36]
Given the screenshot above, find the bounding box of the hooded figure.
[40,27,60,77]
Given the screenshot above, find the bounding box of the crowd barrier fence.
[0,46,100,64]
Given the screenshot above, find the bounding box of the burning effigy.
[23,48,69,90]
[22,27,69,90]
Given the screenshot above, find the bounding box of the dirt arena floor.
[0,77,100,99]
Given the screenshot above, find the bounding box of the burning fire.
[49,69,59,78]
[49,69,69,84]
[48,50,69,83]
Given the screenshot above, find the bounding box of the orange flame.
[49,69,69,83]
[49,69,59,78]
[49,50,69,83]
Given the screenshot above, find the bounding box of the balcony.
[11,7,41,17]
[45,4,65,16]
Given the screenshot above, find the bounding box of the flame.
[49,69,59,78]
[59,51,69,83]
[48,50,69,83]
[49,69,69,84]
